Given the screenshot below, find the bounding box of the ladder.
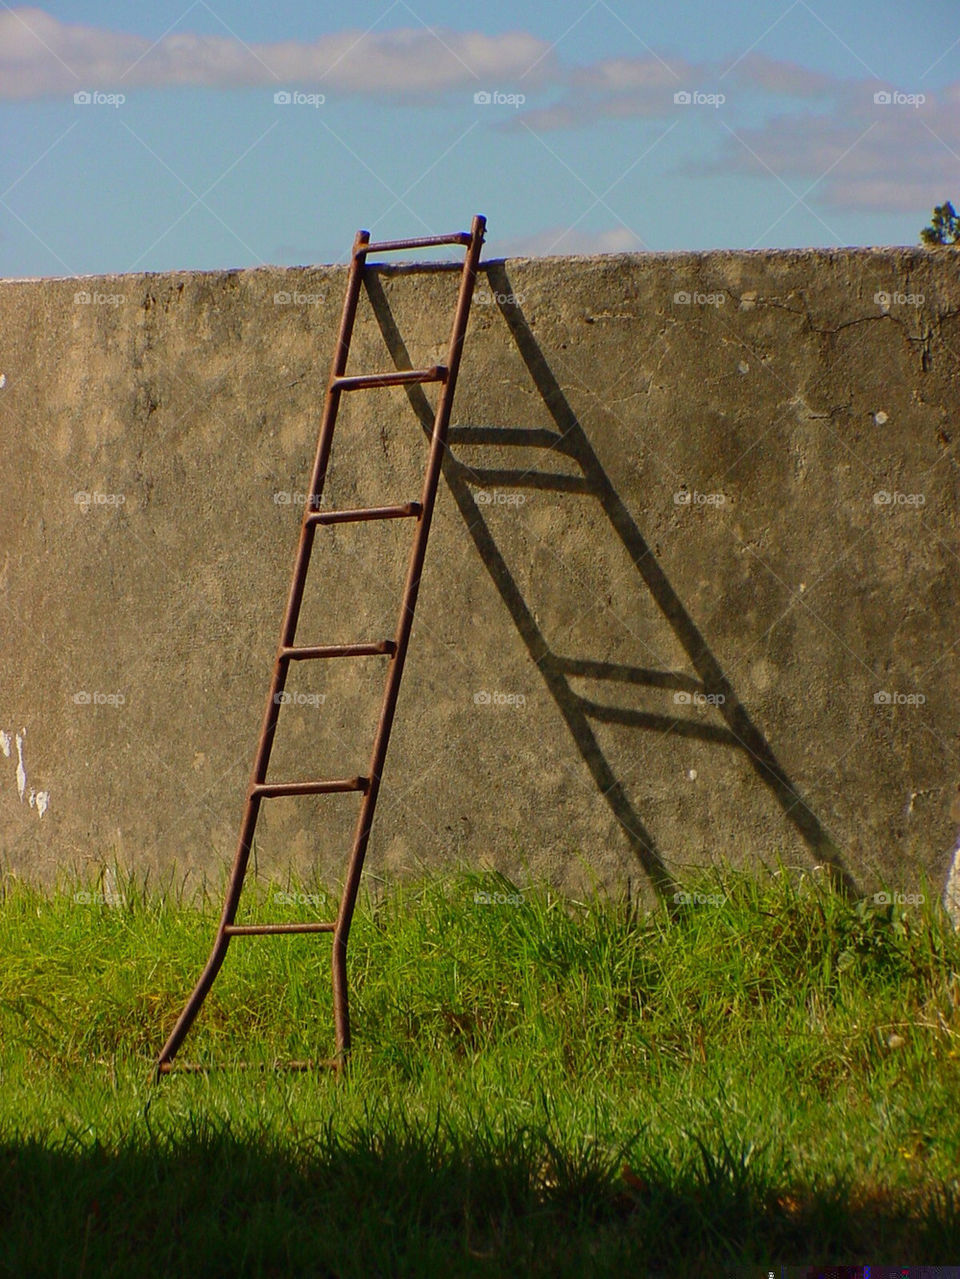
[157,213,487,1077]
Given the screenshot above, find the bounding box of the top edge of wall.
[1,244,956,286]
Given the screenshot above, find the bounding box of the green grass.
[1,861,958,1276]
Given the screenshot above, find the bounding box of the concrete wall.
[2,247,959,911]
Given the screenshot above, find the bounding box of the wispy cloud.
[0,8,555,98]
[728,51,840,97]
[500,226,647,257]
[502,48,958,216]
[706,82,960,212]
[503,51,845,132]
[508,54,699,130]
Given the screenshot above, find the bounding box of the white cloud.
[0,8,554,98]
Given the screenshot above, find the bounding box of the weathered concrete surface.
[1,248,958,911]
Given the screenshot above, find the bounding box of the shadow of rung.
[461,468,592,494]
[550,655,706,693]
[447,426,572,450]
[574,698,740,746]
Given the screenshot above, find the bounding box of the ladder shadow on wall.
[362,263,857,908]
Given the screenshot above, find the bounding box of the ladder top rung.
[281,641,396,660]
[307,502,421,526]
[252,778,368,798]
[224,922,336,935]
[358,232,472,255]
[332,367,446,391]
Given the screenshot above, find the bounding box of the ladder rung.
[307,502,421,526]
[251,778,368,798]
[224,922,336,935]
[332,367,446,391]
[359,232,471,254]
[280,641,395,660]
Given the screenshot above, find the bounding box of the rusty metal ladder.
[157,213,486,1078]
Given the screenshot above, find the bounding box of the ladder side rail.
[228,228,373,923]
[156,231,371,1075]
[331,214,486,1055]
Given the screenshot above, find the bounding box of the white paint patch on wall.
[28,789,50,817]
[944,836,960,928]
[15,730,26,800]
[1,725,50,817]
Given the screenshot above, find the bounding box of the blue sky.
[1,1,958,276]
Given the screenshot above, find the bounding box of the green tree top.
[920,200,960,245]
